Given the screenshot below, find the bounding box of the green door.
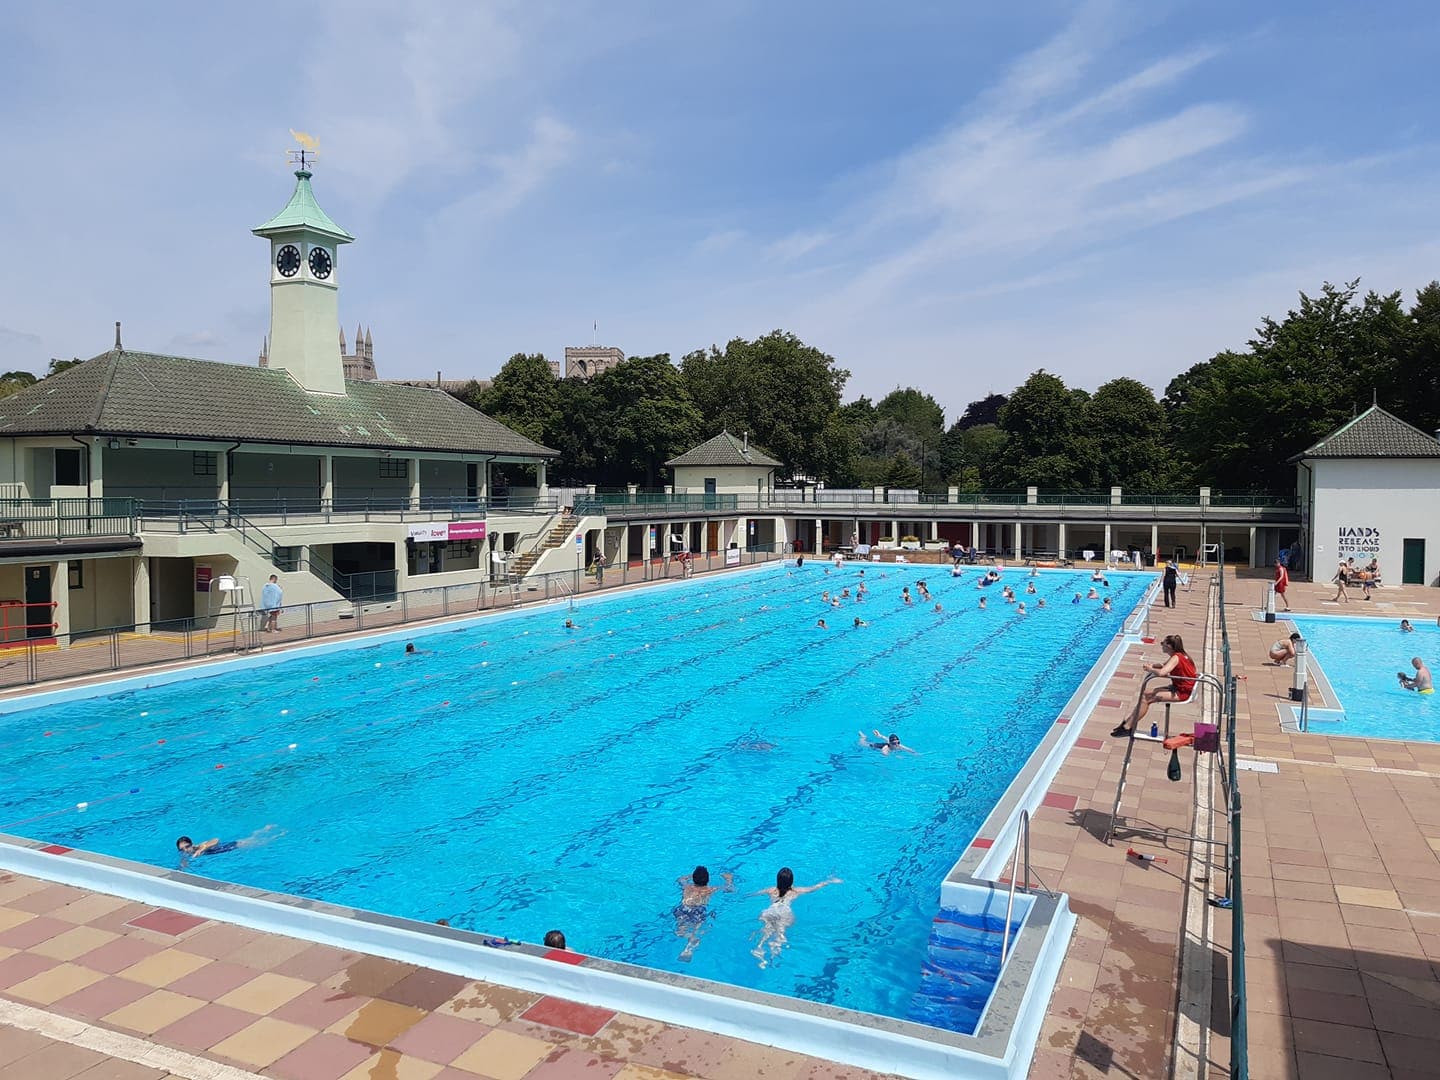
[1403,538,1426,585]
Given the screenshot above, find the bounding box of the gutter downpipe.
[1296,459,1314,580]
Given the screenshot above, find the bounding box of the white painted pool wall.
[1305,457,1440,586]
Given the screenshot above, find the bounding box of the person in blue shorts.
[674,865,734,961]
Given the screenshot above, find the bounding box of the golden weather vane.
[287,129,320,170]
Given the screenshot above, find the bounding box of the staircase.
[509,514,579,577]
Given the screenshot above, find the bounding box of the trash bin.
[1144,551,1156,567]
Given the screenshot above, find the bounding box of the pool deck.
[2,568,1439,1077]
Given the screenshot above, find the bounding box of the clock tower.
[253,162,354,394]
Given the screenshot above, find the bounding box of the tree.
[957,392,1007,429]
[882,451,922,490]
[467,353,560,447]
[990,371,1092,489]
[592,355,703,488]
[680,331,850,481]
[1083,378,1179,492]
[0,370,37,399]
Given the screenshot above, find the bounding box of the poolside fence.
[0,546,794,692]
[1216,552,1249,1079]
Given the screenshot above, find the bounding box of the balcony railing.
[0,498,138,542]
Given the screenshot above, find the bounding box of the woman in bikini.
[750,867,841,968]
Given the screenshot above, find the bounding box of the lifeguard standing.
[1273,559,1291,611]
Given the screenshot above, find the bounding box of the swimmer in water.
[1073,592,1082,604]
[404,642,417,654]
[853,616,869,627]
[1025,582,1036,594]
[1037,597,1046,608]
[176,825,281,868]
[674,865,734,961]
[902,587,912,605]
[564,619,580,629]
[1017,602,1027,614]
[1401,619,1415,633]
[933,602,943,613]
[750,868,841,968]
[858,729,919,755]
[816,619,828,630]
[979,596,987,609]
[1087,587,1100,599]
[1102,597,1112,612]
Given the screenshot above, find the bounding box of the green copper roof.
[253,170,355,243]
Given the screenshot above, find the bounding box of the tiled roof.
[0,350,556,458]
[1295,405,1440,460]
[666,430,782,468]
[253,171,354,243]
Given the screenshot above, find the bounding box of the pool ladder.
[1000,810,1053,964]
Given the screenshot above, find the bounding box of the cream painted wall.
[67,556,137,633]
[1309,458,1440,586]
[672,464,774,495]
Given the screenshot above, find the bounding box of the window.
[192,452,217,476]
[272,546,301,572]
[54,448,85,486]
[377,458,407,479]
[68,562,83,590]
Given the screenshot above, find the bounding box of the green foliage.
[467,353,559,447]
[957,393,1007,429]
[590,355,703,487]
[881,450,922,489]
[1083,378,1179,492]
[991,371,1092,489]
[0,370,38,399]
[680,331,850,481]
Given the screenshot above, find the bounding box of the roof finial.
[339,326,347,352]
[1373,387,1378,406]
[114,321,122,350]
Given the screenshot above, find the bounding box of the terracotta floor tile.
[273,983,371,1029]
[29,924,119,962]
[175,922,263,960]
[1294,1050,1395,1079]
[329,997,428,1047]
[7,882,90,914]
[326,954,417,997]
[153,1002,258,1052]
[74,901,151,934]
[0,949,58,988]
[7,961,104,1005]
[0,914,71,949]
[442,980,540,1027]
[524,1047,625,1080]
[115,948,211,988]
[52,893,130,926]
[339,1050,443,1080]
[376,967,474,1013]
[103,988,206,1035]
[215,970,313,1013]
[1291,1017,1385,1063]
[521,996,616,1037]
[126,908,207,936]
[269,1032,376,1080]
[272,942,363,983]
[451,1028,556,1080]
[388,1011,492,1064]
[77,935,164,974]
[163,958,259,999]
[1334,884,1402,909]
[0,908,34,932]
[209,1016,315,1068]
[52,975,152,1020]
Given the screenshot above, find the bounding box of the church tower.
[253,159,354,394]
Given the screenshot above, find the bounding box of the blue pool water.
[1291,614,1440,742]
[0,564,1147,1032]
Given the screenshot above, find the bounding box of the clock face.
[276,244,301,277]
[308,246,333,280]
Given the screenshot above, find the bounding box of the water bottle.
[1149,721,1158,738]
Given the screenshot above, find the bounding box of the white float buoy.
[288,743,297,750]
[140,712,148,718]
[76,802,88,811]
[375,662,382,668]
[280,709,289,716]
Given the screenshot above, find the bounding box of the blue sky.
[2,1,1437,420]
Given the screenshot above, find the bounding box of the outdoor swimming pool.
[0,563,1148,1034]
[1291,613,1439,742]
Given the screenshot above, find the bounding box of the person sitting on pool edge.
[1399,657,1434,694]
[1269,632,1302,665]
[858,730,919,755]
[1111,634,1197,737]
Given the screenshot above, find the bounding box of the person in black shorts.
[1162,560,1178,608]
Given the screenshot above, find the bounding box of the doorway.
[1403,538,1426,585]
[23,565,51,638]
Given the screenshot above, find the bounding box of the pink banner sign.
[448,520,487,541]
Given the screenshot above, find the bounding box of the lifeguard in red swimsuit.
[1112,634,1197,737]
[1273,559,1290,611]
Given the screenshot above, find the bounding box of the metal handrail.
[999,809,1053,965]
